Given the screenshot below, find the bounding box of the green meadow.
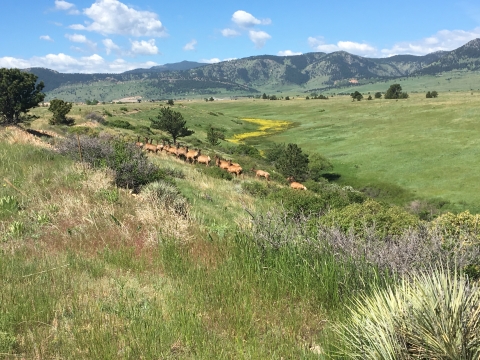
[31,90,480,212]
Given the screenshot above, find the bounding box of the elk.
[186,148,200,163]
[227,160,243,178]
[156,140,164,153]
[215,155,230,170]
[196,151,211,166]
[176,144,188,160]
[143,138,158,153]
[287,176,307,190]
[166,143,178,156]
[251,168,270,181]
[135,136,144,149]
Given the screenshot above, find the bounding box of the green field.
[31,90,480,213]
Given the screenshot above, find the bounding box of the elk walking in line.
[287,176,307,190]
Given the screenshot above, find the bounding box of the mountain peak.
[461,38,480,49]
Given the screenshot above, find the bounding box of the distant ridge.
[23,38,480,101]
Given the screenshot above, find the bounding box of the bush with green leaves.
[242,181,274,198]
[274,143,309,182]
[432,211,480,247]
[267,188,325,216]
[385,84,409,99]
[48,99,74,125]
[322,199,418,236]
[336,269,480,359]
[308,153,333,181]
[105,119,134,129]
[202,166,233,181]
[374,92,382,99]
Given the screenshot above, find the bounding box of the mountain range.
[25,38,480,101]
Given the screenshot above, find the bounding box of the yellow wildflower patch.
[228,118,291,143]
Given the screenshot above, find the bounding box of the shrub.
[85,112,105,124]
[120,106,128,111]
[336,269,480,359]
[267,188,325,216]
[274,143,309,182]
[202,166,233,181]
[67,126,99,137]
[233,144,262,158]
[242,181,272,198]
[308,153,333,181]
[57,135,164,192]
[322,199,418,236]
[432,211,480,246]
[374,92,382,99]
[142,181,188,216]
[103,109,113,117]
[105,119,134,129]
[163,167,186,179]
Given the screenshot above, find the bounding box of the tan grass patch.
[1,126,54,149]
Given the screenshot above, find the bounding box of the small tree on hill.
[367,95,373,100]
[374,92,382,99]
[150,106,194,144]
[385,84,408,99]
[206,125,225,146]
[262,93,268,100]
[426,91,432,98]
[351,91,363,101]
[309,153,333,181]
[48,99,75,125]
[167,99,174,106]
[0,68,45,125]
[275,143,310,182]
[431,91,438,98]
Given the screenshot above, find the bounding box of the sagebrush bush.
[142,181,188,216]
[245,208,480,276]
[85,112,105,123]
[322,199,418,236]
[336,269,480,359]
[57,135,164,192]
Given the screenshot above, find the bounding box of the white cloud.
[221,28,240,37]
[70,0,167,37]
[130,39,159,55]
[55,0,74,10]
[0,53,158,73]
[40,35,54,42]
[65,33,97,51]
[65,33,87,43]
[278,50,302,56]
[200,58,221,64]
[232,10,270,28]
[308,36,376,56]
[103,38,121,55]
[249,30,271,49]
[381,27,480,56]
[55,0,80,14]
[183,39,197,51]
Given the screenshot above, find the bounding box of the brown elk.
[156,140,164,153]
[166,143,178,156]
[143,138,158,153]
[215,155,230,170]
[135,136,144,149]
[186,148,200,163]
[196,151,211,166]
[287,176,307,190]
[227,160,243,178]
[251,168,270,181]
[176,144,188,160]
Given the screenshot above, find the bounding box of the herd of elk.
[137,138,307,189]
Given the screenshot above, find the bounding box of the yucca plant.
[336,268,480,359]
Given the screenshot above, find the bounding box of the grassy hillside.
[2,121,480,358]
[29,90,480,213]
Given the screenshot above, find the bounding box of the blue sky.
[1,0,480,73]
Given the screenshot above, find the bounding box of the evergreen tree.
[150,106,194,144]
[0,68,45,124]
[48,99,74,125]
[275,143,310,182]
